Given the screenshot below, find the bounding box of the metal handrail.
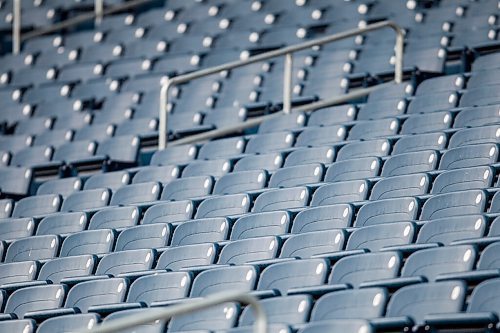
[12,0,153,54]
[85,291,267,333]
[158,20,404,150]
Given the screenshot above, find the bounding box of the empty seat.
[60,229,114,257]
[311,288,387,321]
[233,153,284,172]
[182,159,232,179]
[269,164,323,188]
[449,126,500,148]
[337,139,391,161]
[239,295,312,326]
[103,308,165,333]
[417,215,486,245]
[197,137,246,160]
[0,167,33,196]
[355,197,418,227]
[370,174,430,200]
[3,284,65,319]
[284,146,335,167]
[407,92,459,114]
[357,98,406,120]
[392,132,447,154]
[297,320,374,333]
[195,193,251,218]
[132,165,180,184]
[421,190,486,220]
[171,218,229,246]
[218,237,279,265]
[415,75,464,96]
[280,230,345,259]
[127,272,191,306]
[307,105,356,127]
[155,243,217,271]
[150,144,197,166]
[432,166,493,194]
[231,211,291,240]
[213,170,268,195]
[0,218,35,242]
[37,177,82,198]
[328,252,402,287]
[382,150,439,177]
[245,132,295,154]
[88,206,139,230]
[83,171,130,191]
[292,204,353,233]
[61,187,110,213]
[38,255,96,284]
[295,126,346,147]
[5,235,59,262]
[115,224,171,251]
[161,176,213,200]
[347,222,415,252]
[0,261,37,286]
[348,118,399,140]
[37,212,88,236]
[12,194,61,218]
[110,182,161,206]
[36,313,99,333]
[324,157,381,182]
[141,201,194,224]
[402,245,476,281]
[169,302,239,332]
[0,319,36,333]
[190,265,257,297]
[384,281,466,325]
[257,259,328,295]
[439,144,498,170]
[0,199,13,218]
[63,278,127,313]
[258,113,306,134]
[253,187,310,212]
[311,180,369,206]
[95,249,154,276]
[454,105,500,128]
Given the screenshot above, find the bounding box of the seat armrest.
[249,289,281,299]
[0,280,47,293]
[247,257,296,270]
[24,308,77,321]
[88,302,144,316]
[359,276,425,290]
[436,269,500,284]
[424,312,498,329]
[451,236,500,249]
[0,313,15,321]
[287,284,348,297]
[381,243,440,255]
[60,274,110,286]
[370,316,414,331]
[311,249,367,262]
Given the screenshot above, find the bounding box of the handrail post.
[393,26,404,84]
[95,0,104,26]
[282,53,293,114]
[86,291,267,333]
[12,0,21,54]
[159,79,172,150]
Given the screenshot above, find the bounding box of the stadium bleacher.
[0,0,498,332]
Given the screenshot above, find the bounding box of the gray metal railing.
[12,0,152,54]
[86,291,267,333]
[158,20,405,150]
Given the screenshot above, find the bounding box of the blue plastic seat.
[292,205,353,233]
[355,197,419,227]
[420,190,487,220]
[257,259,328,295]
